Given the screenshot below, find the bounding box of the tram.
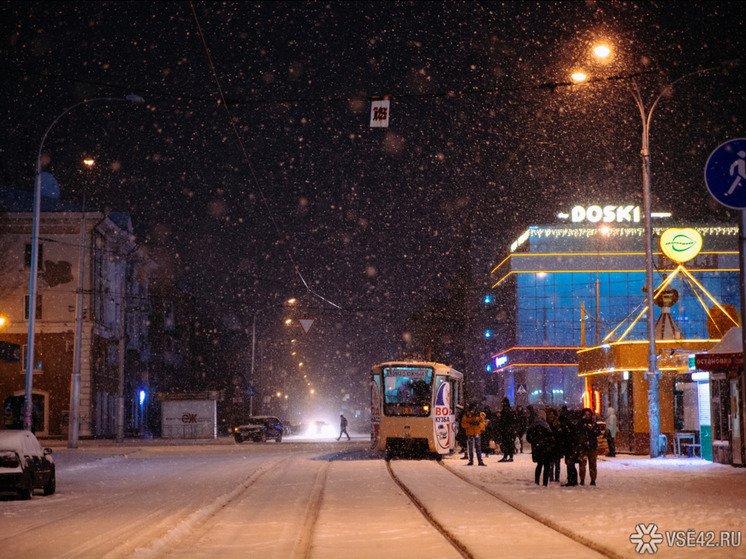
[370,361,464,459]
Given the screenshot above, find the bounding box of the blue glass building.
[488,207,739,420]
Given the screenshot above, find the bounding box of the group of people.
[459,399,618,487]
[458,397,530,466]
[526,405,617,487]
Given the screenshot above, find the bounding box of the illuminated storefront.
[487,204,739,456]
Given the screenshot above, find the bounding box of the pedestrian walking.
[461,403,486,466]
[578,408,602,486]
[606,406,618,457]
[497,397,516,462]
[337,414,350,441]
[515,405,528,453]
[526,410,555,486]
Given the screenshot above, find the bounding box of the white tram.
[370,361,464,459]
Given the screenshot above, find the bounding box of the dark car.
[233,416,283,443]
[0,430,56,499]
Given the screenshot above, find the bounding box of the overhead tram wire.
[189,1,343,310]
[2,59,668,113]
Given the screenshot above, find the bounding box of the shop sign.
[564,205,641,224]
[694,352,743,371]
[659,228,703,263]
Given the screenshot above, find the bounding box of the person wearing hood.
[606,406,617,457]
[578,408,602,486]
[526,409,555,486]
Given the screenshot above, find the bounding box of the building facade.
[0,189,155,438]
[486,203,740,456]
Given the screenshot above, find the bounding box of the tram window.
[382,366,433,416]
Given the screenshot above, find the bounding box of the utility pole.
[116,286,125,443]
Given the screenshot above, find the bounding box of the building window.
[23,295,42,320]
[24,243,43,269]
[20,344,43,373]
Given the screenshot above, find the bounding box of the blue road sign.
[705,138,746,209]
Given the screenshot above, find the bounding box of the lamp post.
[24,95,145,432]
[249,298,296,416]
[68,157,94,449]
[574,50,722,457]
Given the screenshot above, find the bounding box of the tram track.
[387,459,622,559]
[441,461,625,559]
[386,460,473,558]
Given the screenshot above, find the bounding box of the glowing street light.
[250,297,298,415]
[573,44,726,457]
[593,44,611,58]
[571,72,587,83]
[24,94,144,433]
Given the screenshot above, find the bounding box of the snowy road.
[1,438,745,558]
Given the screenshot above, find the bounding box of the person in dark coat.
[497,397,516,462]
[545,406,562,482]
[578,407,602,485]
[337,414,350,440]
[557,406,582,486]
[526,410,555,486]
[514,405,528,453]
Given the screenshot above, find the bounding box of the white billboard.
[161,400,217,439]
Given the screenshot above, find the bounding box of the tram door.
[731,379,742,466]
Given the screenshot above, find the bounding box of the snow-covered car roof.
[0,430,51,462]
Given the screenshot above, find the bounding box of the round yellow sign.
[659,228,703,263]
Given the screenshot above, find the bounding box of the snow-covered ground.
[439,449,746,557]
[1,437,744,558]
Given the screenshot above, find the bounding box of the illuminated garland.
[524,226,738,240]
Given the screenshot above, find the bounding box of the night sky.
[1,2,744,407]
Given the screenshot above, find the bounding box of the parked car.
[0,430,56,499]
[233,416,283,443]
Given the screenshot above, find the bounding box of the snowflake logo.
[630,523,664,554]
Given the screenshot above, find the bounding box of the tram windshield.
[382,366,433,416]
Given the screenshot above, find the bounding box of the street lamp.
[575,47,723,457]
[250,298,297,416]
[24,95,145,432]
[69,157,95,449]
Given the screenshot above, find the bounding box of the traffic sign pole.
[705,138,746,466]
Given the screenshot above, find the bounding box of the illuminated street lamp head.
[287,298,297,305]
[593,45,611,58]
[0,317,6,327]
[599,224,612,236]
[571,72,588,83]
[83,158,95,167]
